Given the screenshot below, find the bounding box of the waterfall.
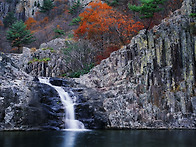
[39,77,85,131]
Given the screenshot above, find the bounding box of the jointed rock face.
[0,0,196,130]
[76,0,196,129]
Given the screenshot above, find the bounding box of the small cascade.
[39,77,85,131]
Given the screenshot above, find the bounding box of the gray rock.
[48,77,109,129]
[39,38,66,51]
[0,52,65,130]
[8,39,68,77]
[0,52,108,130]
[76,0,196,129]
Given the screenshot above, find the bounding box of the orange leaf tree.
[25,17,37,29]
[74,0,143,63]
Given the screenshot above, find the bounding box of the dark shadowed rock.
[0,52,65,130]
[0,54,108,130]
[74,88,108,129]
[48,77,109,129]
[49,77,63,86]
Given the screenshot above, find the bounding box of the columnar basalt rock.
[76,0,196,129]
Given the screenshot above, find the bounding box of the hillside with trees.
[0,0,183,65]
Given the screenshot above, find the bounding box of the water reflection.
[60,131,81,147]
[0,130,196,147]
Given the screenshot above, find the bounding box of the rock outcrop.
[0,0,89,22]
[16,0,43,18]
[0,52,66,130]
[8,39,68,77]
[0,0,42,21]
[49,77,108,129]
[0,52,107,130]
[76,0,196,129]
[0,0,21,21]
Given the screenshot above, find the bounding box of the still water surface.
[0,130,196,147]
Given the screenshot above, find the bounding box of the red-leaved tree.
[74,0,144,63]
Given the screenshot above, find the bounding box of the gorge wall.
[1,0,196,130]
[0,0,91,21]
[76,0,196,129]
[16,0,43,18]
[0,0,43,21]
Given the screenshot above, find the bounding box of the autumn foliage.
[0,0,183,56]
[75,1,143,43]
[95,45,120,64]
[74,0,144,63]
[0,20,3,26]
[25,17,37,29]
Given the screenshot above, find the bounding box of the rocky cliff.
[16,0,43,18]
[0,0,43,21]
[0,0,91,22]
[0,52,107,130]
[1,0,196,130]
[8,39,68,77]
[76,0,196,129]
[0,52,65,130]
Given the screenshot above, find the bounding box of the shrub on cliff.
[62,39,97,77]
[128,0,165,30]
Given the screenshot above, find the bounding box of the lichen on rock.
[75,0,196,129]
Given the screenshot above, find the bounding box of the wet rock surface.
[0,53,108,130]
[49,77,108,129]
[0,52,66,130]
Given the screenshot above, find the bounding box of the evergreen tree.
[3,12,16,28]
[6,21,35,53]
[40,0,54,13]
[128,0,165,30]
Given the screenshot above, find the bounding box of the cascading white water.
[39,77,85,131]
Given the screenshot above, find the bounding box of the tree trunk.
[18,46,23,54]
